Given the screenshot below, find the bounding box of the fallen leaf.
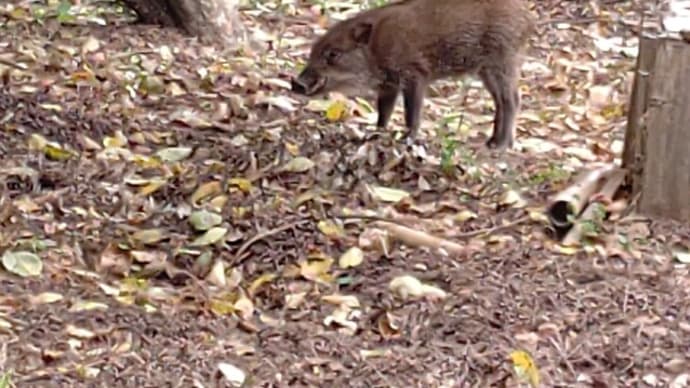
[280,156,315,173]
[389,275,447,300]
[318,219,345,238]
[234,293,254,320]
[217,362,246,387]
[190,227,227,246]
[500,189,527,208]
[673,250,690,264]
[455,209,478,223]
[29,292,64,305]
[325,100,347,122]
[339,247,364,268]
[323,305,358,335]
[300,257,334,283]
[189,210,223,231]
[69,300,109,312]
[43,143,75,161]
[131,228,166,245]
[285,292,307,309]
[1,250,43,277]
[248,273,277,295]
[66,324,96,339]
[369,185,410,203]
[206,260,227,287]
[155,146,193,162]
[510,350,540,387]
[227,178,253,193]
[321,294,360,308]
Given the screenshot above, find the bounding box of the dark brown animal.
[291,0,535,149]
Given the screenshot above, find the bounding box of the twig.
[230,219,310,265]
[329,213,417,228]
[452,216,531,239]
[0,58,27,70]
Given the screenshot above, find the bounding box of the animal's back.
[369,0,535,79]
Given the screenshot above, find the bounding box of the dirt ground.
[1,0,689,387]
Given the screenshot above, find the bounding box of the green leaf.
[189,210,223,231]
[1,251,43,277]
[190,227,228,246]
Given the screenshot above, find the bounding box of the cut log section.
[622,36,690,223]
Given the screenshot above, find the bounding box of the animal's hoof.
[486,136,513,151]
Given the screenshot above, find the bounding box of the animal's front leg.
[376,85,399,128]
[402,78,427,140]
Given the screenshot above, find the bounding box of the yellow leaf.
[300,257,334,283]
[131,154,161,168]
[292,190,320,208]
[553,244,579,255]
[455,210,478,223]
[227,178,253,194]
[231,206,250,219]
[248,273,277,295]
[103,131,127,148]
[138,179,167,196]
[510,350,540,387]
[339,247,364,268]
[209,195,228,212]
[191,181,222,204]
[44,144,74,161]
[285,142,300,156]
[209,298,237,316]
[318,220,345,238]
[325,100,347,122]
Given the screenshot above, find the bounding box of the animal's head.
[291,19,376,97]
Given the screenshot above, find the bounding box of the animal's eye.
[325,49,341,64]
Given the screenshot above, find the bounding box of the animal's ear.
[351,21,373,44]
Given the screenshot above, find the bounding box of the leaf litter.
[1,0,690,386]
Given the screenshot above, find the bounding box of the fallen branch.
[562,168,626,246]
[0,58,27,70]
[451,215,531,239]
[546,164,617,231]
[373,221,467,256]
[230,219,310,265]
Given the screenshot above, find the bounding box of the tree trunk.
[120,0,246,46]
[622,36,690,223]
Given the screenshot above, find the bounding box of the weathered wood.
[622,37,690,222]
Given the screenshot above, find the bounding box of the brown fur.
[291,0,535,149]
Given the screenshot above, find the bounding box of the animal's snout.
[290,67,325,96]
[291,77,308,94]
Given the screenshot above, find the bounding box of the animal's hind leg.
[479,59,520,150]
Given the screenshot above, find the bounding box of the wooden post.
[622,35,690,222]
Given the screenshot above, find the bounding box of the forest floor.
[1,0,689,387]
